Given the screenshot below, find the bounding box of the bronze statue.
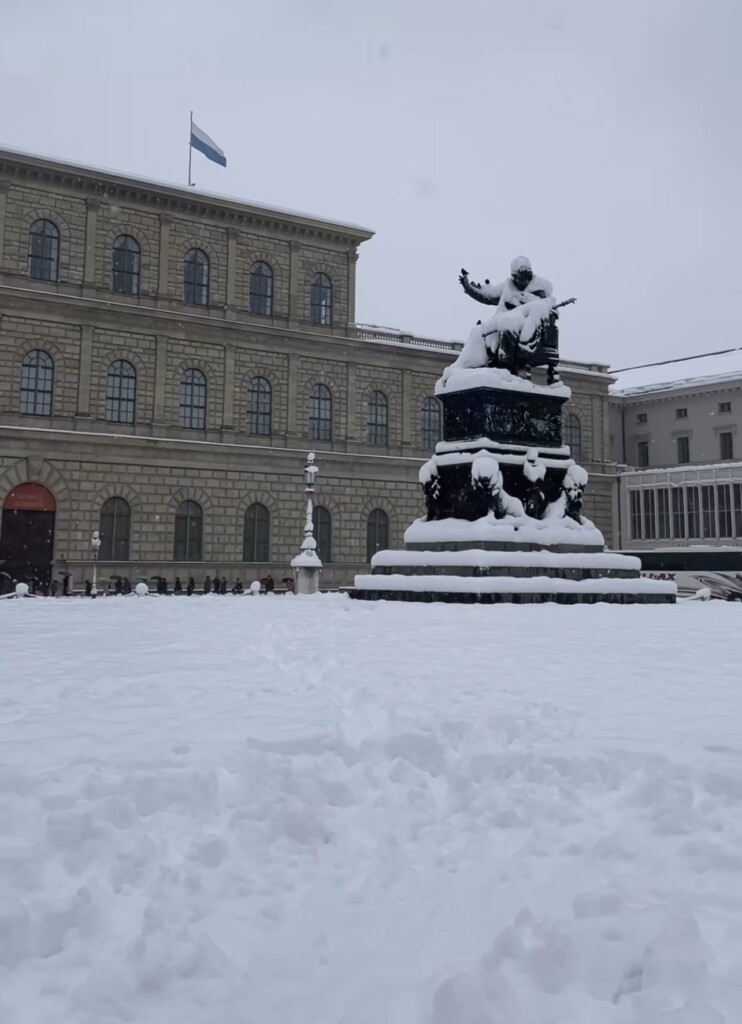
[456,256,575,385]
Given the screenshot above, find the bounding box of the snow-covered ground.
[1,596,740,1024]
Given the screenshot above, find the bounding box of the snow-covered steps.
[370,548,643,580]
[352,572,676,604]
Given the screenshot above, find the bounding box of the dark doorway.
[0,483,56,594]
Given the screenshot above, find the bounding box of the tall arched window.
[28,219,60,281]
[105,359,137,423]
[112,235,141,295]
[180,368,207,429]
[99,497,131,560]
[243,503,270,561]
[563,413,583,461]
[420,396,442,449]
[367,390,389,445]
[249,261,273,316]
[312,505,332,562]
[184,248,210,305]
[366,509,389,562]
[309,383,332,441]
[247,376,272,435]
[310,272,333,326]
[20,349,54,416]
[174,500,203,561]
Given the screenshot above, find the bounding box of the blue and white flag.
[190,120,227,168]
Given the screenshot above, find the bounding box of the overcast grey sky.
[2,0,739,367]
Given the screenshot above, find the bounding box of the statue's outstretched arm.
[459,268,503,306]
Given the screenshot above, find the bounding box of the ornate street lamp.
[290,452,322,594]
[91,530,101,598]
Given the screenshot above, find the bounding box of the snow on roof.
[610,348,742,396]
[0,146,374,238]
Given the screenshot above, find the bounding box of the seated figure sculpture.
[455,256,574,384]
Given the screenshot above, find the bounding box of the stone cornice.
[0,147,374,250]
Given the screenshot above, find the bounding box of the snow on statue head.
[510,255,533,290]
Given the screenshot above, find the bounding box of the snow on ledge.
[354,574,676,595]
[290,553,323,569]
[404,516,605,549]
[435,437,570,457]
[436,366,571,401]
[371,549,641,571]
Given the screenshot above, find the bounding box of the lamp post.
[91,530,101,598]
[290,452,322,594]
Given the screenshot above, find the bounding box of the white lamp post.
[91,530,101,598]
[290,452,322,594]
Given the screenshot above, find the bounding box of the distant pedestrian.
[232,577,243,595]
[50,579,58,597]
[203,575,212,595]
[85,580,92,597]
[186,576,195,596]
[115,577,123,595]
[264,574,274,593]
[158,577,168,596]
[62,573,71,597]
[220,576,228,595]
[122,578,132,594]
[174,576,183,594]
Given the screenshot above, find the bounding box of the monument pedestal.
[351,370,675,605]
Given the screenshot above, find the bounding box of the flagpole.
[188,110,194,187]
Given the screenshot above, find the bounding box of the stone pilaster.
[158,215,171,298]
[0,184,10,273]
[222,346,235,429]
[347,247,358,325]
[226,228,238,308]
[286,353,298,435]
[591,394,602,465]
[77,326,93,416]
[83,198,99,286]
[153,335,169,425]
[346,362,358,441]
[401,369,412,446]
[288,240,302,323]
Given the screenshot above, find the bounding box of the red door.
[0,484,56,593]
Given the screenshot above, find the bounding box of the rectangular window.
[687,486,700,538]
[671,488,685,538]
[637,440,649,467]
[642,489,656,540]
[719,432,734,460]
[718,401,732,414]
[734,483,742,537]
[677,435,690,464]
[702,485,717,538]
[630,490,642,540]
[718,484,733,538]
[636,412,647,424]
[657,488,670,538]
[676,408,688,419]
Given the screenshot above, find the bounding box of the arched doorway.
[0,483,56,593]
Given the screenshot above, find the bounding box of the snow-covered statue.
[455,256,575,384]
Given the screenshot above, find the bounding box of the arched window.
[20,349,54,416]
[184,248,210,305]
[174,500,203,561]
[367,390,389,445]
[420,396,442,450]
[309,383,332,441]
[366,508,389,562]
[563,413,583,461]
[310,272,333,326]
[112,235,141,295]
[312,505,332,562]
[247,376,272,435]
[243,503,270,561]
[180,368,207,429]
[105,359,137,423]
[99,497,131,560]
[249,261,274,317]
[28,219,60,281]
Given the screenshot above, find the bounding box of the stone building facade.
[0,148,615,591]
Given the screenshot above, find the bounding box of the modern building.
[609,349,742,549]
[0,147,615,592]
